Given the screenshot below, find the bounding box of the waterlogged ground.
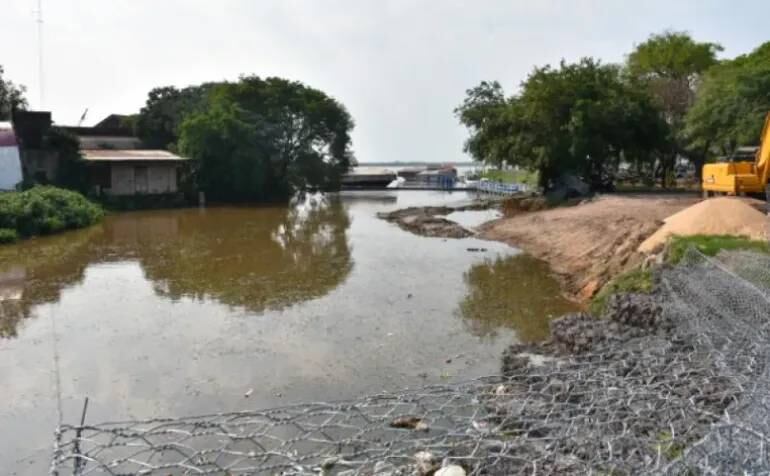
[0,191,576,474]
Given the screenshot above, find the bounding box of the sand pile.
[638,197,770,253]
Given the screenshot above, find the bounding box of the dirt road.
[480,194,700,301]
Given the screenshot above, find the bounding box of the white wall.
[108,164,178,196]
[0,146,23,190]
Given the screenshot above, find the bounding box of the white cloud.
[1,0,765,162]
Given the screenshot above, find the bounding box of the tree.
[454,81,508,165]
[135,84,216,149]
[0,65,27,121]
[456,59,669,191]
[178,76,354,201]
[627,31,723,181]
[684,41,770,157]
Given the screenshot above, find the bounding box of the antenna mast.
[36,0,44,108]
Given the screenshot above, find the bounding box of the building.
[67,124,187,196]
[83,149,186,196]
[0,122,23,190]
[11,110,56,183]
[416,166,457,188]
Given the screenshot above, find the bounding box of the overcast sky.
[1,1,767,163]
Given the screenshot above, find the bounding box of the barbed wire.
[51,248,770,475]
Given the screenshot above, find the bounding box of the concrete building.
[83,149,186,196]
[64,119,187,196]
[0,122,23,190]
[11,110,56,183]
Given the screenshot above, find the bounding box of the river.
[0,191,575,474]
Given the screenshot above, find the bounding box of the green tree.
[178,76,354,201]
[457,59,668,191]
[47,127,88,192]
[684,42,770,156]
[627,31,722,181]
[0,65,27,121]
[135,84,216,149]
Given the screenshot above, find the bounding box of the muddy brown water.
[0,191,576,474]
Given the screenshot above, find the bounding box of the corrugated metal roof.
[78,135,143,150]
[0,122,17,147]
[82,149,187,162]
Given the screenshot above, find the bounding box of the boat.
[341,167,398,189]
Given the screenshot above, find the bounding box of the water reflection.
[0,198,352,337]
[142,198,352,311]
[458,255,578,342]
[0,227,99,337]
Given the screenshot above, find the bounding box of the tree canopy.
[0,66,27,121]
[627,32,723,180]
[684,41,770,155]
[456,59,668,190]
[178,76,354,201]
[136,84,216,149]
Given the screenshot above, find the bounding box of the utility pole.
[35,0,44,108]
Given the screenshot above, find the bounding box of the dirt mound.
[639,197,769,253]
[480,195,699,300]
[377,207,474,238]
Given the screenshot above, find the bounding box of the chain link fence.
[51,248,770,475]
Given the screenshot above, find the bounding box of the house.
[0,122,23,190]
[11,110,56,183]
[83,149,186,196]
[63,118,188,197]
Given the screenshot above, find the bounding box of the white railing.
[473,180,526,195]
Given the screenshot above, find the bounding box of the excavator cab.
[702,113,770,197]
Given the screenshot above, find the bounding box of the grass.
[0,186,104,243]
[655,431,686,460]
[589,267,654,316]
[666,234,770,265]
[480,168,539,187]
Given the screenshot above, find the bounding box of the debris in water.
[244,388,253,398]
[390,416,429,431]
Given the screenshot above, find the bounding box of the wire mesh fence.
[50,248,770,475]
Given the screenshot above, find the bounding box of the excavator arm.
[757,112,770,187]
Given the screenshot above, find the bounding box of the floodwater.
[0,191,576,474]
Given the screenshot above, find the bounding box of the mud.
[480,194,700,300]
[377,201,499,239]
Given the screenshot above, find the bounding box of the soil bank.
[480,194,701,300]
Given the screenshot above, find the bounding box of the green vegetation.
[590,268,654,315]
[0,65,27,120]
[456,32,770,192]
[0,228,18,244]
[0,187,103,243]
[480,169,539,187]
[455,60,669,191]
[134,77,354,202]
[178,77,353,201]
[136,84,217,149]
[684,42,770,156]
[666,235,770,265]
[655,431,686,460]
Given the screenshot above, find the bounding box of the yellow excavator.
[702,112,770,197]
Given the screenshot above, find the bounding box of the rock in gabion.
[603,292,665,329]
[549,312,605,353]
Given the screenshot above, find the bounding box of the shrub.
[0,228,18,244]
[0,186,103,241]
